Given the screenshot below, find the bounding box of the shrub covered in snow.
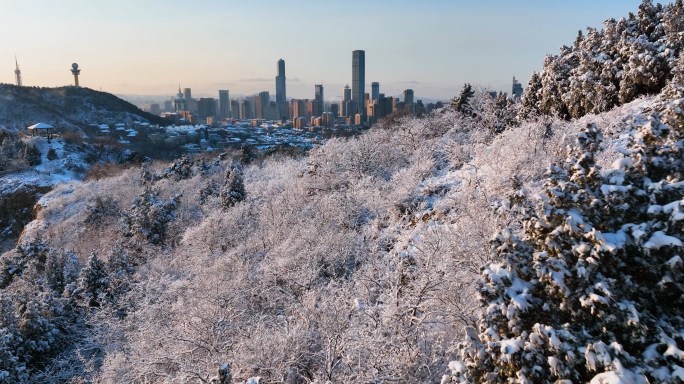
[46,148,58,161]
[220,163,245,209]
[0,241,80,383]
[162,155,194,181]
[447,106,684,382]
[0,130,41,171]
[522,0,684,120]
[122,187,181,245]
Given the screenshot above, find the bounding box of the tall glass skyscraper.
[352,50,365,116]
[371,82,379,102]
[314,84,324,116]
[218,89,230,118]
[276,59,287,118]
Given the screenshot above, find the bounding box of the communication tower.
[14,56,22,86]
[71,63,81,87]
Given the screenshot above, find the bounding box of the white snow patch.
[601,184,631,195]
[589,363,648,384]
[617,301,639,326]
[612,157,633,170]
[484,263,511,284]
[644,231,682,249]
[548,356,561,376]
[673,366,684,380]
[600,230,628,252]
[500,338,523,361]
[666,255,682,269]
[448,360,465,374]
[507,277,533,312]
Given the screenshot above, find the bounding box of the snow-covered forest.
[1,1,683,383]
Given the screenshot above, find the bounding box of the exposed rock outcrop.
[0,180,51,251]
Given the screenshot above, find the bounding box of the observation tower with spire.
[14,57,22,86]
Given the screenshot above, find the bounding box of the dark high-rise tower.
[256,91,270,119]
[404,89,415,114]
[352,50,365,116]
[183,88,192,108]
[218,90,230,118]
[276,59,287,118]
[198,97,217,123]
[341,84,352,117]
[512,76,523,99]
[371,82,379,102]
[343,84,351,102]
[314,84,324,116]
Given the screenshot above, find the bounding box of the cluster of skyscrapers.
[159,50,440,127]
[9,53,520,125]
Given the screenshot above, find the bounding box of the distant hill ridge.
[0,83,167,132]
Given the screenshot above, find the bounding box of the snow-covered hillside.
[1,88,670,383]
[2,2,684,383]
[0,84,167,133]
[3,136,88,187]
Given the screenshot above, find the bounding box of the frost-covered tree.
[0,325,25,383]
[122,187,181,245]
[447,115,684,382]
[0,237,50,288]
[77,252,109,307]
[473,92,519,135]
[0,288,72,382]
[139,163,159,185]
[520,72,543,119]
[220,163,246,209]
[664,0,684,56]
[45,249,80,294]
[47,147,58,161]
[452,83,475,116]
[162,155,194,181]
[618,33,670,104]
[23,144,41,166]
[523,1,684,121]
[240,145,257,165]
[538,49,574,119]
[0,133,41,171]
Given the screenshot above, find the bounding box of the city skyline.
[3,0,644,99]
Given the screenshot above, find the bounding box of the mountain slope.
[2,2,683,383]
[0,91,659,383]
[0,84,167,132]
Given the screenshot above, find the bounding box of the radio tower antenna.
[14,56,22,86]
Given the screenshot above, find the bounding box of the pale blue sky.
[2,0,645,100]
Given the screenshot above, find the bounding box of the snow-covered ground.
[1,136,86,189]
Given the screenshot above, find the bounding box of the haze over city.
[4,0,642,100]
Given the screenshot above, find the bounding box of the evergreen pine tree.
[220,163,246,209]
[78,252,109,307]
[520,72,543,119]
[122,187,180,245]
[446,118,684,382]
[452,83,475,116]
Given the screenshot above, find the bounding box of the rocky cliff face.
[0,180,51,252]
